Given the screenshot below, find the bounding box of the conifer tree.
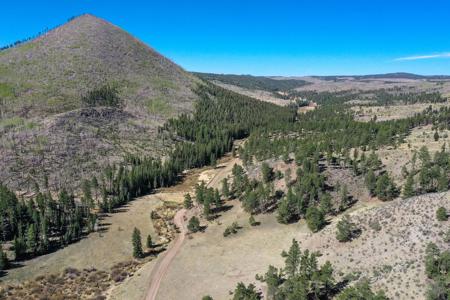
[132,227,143,258]
[305,206,325,232]
[222,178,230,199]
[187,216,201,233]
[281,239,301,277]
[0,244,8,271]
[183,193,193,209]
[402,174,415,199]
[26,224,37,255]
[365,169,376,196]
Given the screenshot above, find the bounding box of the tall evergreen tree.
[132,227,143,258]
[403,174,415,199]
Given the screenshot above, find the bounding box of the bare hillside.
[0,14,199,191]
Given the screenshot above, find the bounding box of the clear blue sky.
[2,0,450,76]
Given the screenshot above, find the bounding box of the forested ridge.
[193,72,309,93]
[292,89,446,106]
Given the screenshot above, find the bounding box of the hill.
[0,14,199,191]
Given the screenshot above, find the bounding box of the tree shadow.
[331,279,350,296]
[211,204,233,214]
[143,246,166,258]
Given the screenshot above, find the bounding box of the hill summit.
[0,14,197,118]
[0,14,198,191]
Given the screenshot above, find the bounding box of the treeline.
[241,105,450,163]
[290,89,447,107]
[374,91,446,105]
[0,185,95,261]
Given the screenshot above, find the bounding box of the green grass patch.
[0,117,38,131]
[0,64,11,76]
[146,97,173,116]
[0,117,24,129]
[152,77,178,91]
[17,42,37,52]
[0,82,14,98]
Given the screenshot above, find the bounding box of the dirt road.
[145,208,187,300]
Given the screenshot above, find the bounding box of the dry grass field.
[1,195,162,285]
[212,82,293,106]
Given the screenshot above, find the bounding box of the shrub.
[336,215,359,242]
[437,207,448,221]
[223,222,240,237]
[81,84,121,107]
[187,216,201,233]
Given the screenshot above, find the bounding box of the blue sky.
[2,0,450,76]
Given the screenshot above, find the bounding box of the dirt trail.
[145,208,187,300]
[144,154,239,300]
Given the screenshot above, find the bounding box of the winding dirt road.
[145,208,187,300]
[145,151,241,300]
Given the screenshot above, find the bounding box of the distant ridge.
[312,72,450,80]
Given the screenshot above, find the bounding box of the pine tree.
[305,206,325,232]
[222,178,230,199]
[402,174,415,199]
[339,184,350,211]
[261,162,273,183]
[214,189,221,209]
[437,170,449,192]
[277,197,293,224]
[0,244,8,271]
[203,199,211,220]
[282,239,301,277]
[434,130,440,141]
[183,193,193,209]
[319,193,333,214]
[26,224,37,255]
[132,227,143,258]
[336,215,358,242]
[365,169,376,196]
[187,216,201,233]
[375,173,398,201]
[13,233,26,260]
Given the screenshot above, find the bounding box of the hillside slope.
[0,14,199,191]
